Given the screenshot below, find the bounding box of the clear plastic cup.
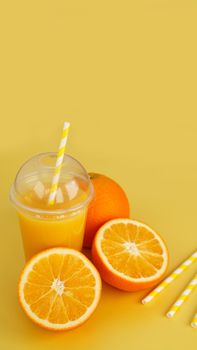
[10,153,93,260]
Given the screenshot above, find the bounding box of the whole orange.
[83,173,130,248]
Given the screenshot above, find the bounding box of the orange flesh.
[23,253,97,324]
[101,222,165,279]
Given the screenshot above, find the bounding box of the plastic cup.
[10,153,93,260]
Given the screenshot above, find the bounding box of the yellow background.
[0,1,197,349]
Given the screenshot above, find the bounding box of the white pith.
[51,278,65,296]
[19,248,101,330]
[96,218,168,282]
[123,242,140,256]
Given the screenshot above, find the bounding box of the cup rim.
[9,152,94,216]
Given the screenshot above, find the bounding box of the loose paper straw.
[141,251,197,305]
[48,122,70,205]
[191,311,197,328]
[166,273,197,318]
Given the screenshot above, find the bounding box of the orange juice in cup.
[10,153,93,260]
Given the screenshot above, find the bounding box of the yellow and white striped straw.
[141,251,197,305]
[191,311,197,328]
[48,121,70,205]
[166,273,197,318]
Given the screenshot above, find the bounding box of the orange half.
[18,248,101,331]
[92,219,168,291]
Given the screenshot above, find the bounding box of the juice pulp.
[18,180,88,260]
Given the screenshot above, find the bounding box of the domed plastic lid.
[10,153,93,216]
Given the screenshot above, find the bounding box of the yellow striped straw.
[141,251,197,305]
[166,273,197,318]
[191,311,197,328]
[48,121,70,205]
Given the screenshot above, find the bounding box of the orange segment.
[92,219,168,291]
[18,248,101,331]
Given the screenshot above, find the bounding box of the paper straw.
[191,311,197,328]
[141,251,197,305]
[48,122,70,205]
[166,273,197,318]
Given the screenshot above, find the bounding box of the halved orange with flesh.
[92,219,168,291]
[18,248,101,331]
